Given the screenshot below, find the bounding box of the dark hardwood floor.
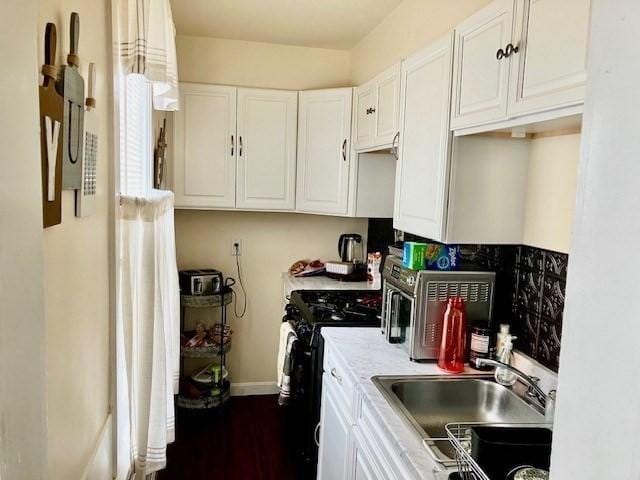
[159,395,307,480]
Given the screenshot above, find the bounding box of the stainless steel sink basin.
[372,375,545,463]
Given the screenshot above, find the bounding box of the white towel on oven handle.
[277,321,296,389]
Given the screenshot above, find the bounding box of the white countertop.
[322,327,481,480]
[282,272,379,297]
[321,328,558,480]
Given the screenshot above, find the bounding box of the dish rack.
[445,422,552,480]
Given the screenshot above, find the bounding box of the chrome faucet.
[475,358,549,409]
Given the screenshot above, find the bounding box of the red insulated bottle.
[437,297,466,373]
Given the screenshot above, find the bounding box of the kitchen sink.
[372,375,545,463]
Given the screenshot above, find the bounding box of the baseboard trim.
[80,413,113,480]
[230,382,279,397]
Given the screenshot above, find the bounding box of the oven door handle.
[314,422,321,447]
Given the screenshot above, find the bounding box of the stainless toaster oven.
[381,256,495,362]
[179,269,223,296]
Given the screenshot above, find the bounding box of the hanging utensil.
[39,22,63,228]
[154,118,168,189]
[59,12,84,190]
[76,62,98,217]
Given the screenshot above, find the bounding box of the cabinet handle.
[239,136,243,156]
[314,422,321,447]
[231,135,234,156]
[330,367,342,384]
[341,139,347,162]
[504,43,519,58]
[496,48,505,60]
[391,132,400,159]
[370,107,376,114]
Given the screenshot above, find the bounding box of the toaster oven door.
[383,285,414,349]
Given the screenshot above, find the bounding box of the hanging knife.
[59,11,84,190]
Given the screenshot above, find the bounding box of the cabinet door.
[451,0,515,129]
[236,88,297,210]
[173,83,236,208]
[354,82,375,151]
[373,63,401,147]
[297,88,352,215]
[508,0,590,116]
[394,33,454,242]
[350,427,384,480]
[353,448,376,480]
[317,377,352,480]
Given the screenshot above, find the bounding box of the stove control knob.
[406,276,416,287]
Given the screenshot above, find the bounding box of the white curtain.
[116,190,180,477]
[117,0,179,111]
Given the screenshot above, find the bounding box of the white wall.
[550,1,640,478]
[349,0,491,84]
[0,1,48,478]
[523,134,580,254]
[37,0,113,478]
[173,37,367,386]
[177,35,352,90]
[175,211,368,385]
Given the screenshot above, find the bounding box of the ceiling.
[170,0,403,50]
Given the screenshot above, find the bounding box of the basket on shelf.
[180,341,231,358]
[180,289,233,308]
[177,380,231,410]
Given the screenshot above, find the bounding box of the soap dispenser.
[495,334,518,386]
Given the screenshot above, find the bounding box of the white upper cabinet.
[394,34,455,242]
[451,0,590,132]
[296,88,352,215]
[354,82,375,150]
[173,83,237,208]
[354,63,401,152]
[236,88,298,210]
[373,63,402,146]
[508,0,591,116]
[451,0,515,129]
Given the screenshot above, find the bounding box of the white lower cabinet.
[317,376,353,480]
[318,349,424,480]
[351,427,383,480]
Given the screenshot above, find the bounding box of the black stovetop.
[289,289,382,326]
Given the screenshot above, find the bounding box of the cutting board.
[76,62,98,217]
[59,12,84,190]
[39,22,63,228]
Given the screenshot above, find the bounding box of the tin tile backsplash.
[460,245,568,371]
[382,225,569,372]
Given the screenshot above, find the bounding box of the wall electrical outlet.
[231,239,242,256]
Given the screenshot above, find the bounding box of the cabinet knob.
[504,43,520,57]
[496,48,505,60]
